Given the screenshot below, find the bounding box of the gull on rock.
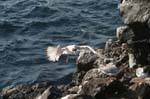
[128,53,137,68]
[105,39,113,52]
[136,67,148,78]
[99,63,121,76]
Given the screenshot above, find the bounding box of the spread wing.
[46,46,63,62]
[46,45,97,62]
[77,45,97,54]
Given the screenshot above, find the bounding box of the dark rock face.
[72,94,93,99]
[119,0,150,24]
[72,52,99,85]
[2,82,61,99]
[60,94,93,99]
[77,52,98,72]
[118,0,150,65]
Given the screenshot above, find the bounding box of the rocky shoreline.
[1,0,150,99]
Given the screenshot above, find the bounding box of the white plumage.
[128,53,136,68]
[46,45,97,62]
[136,67,147,78]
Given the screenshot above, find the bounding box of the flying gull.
[46,45,97,62]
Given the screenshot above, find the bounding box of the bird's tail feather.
[46,46,62,62]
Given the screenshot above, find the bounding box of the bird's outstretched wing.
[46,45,63,62]
[77,45,97,54]
[46,45,76,62]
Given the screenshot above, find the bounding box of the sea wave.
[0,0,122,88]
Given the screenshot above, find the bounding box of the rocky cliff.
[118,0,150,65]
[1,0,150,99]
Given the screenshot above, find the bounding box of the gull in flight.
[46,45,97,62]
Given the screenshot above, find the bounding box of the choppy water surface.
[0,0,122,88]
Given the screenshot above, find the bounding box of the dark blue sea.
[0,0,122,88]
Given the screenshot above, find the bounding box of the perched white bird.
[116,26,128,43]
[104,39,113,52]
[99,62,121,76]
[136,67,148,78]
[46,45,97,62]
[128,53,137,68]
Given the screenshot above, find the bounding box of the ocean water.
[0,0,122,88]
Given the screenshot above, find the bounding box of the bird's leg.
[76,56,79,64]
[65,56,69,63]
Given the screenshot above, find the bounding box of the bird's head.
[66,45,77,54]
